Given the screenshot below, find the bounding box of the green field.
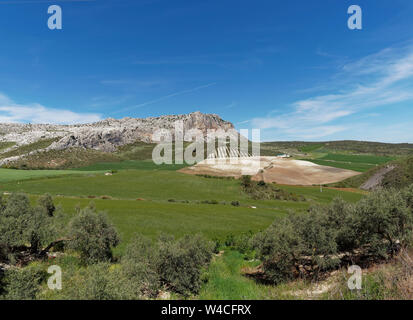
[305,159,376,172]
[36,195,285,254]
[319,153,394,164]
[0,168,102,183]
[74,160,188,171]
[0,156,379,300]
[302,153,394,172]
[1,168,363,204]
[1,162,364,255]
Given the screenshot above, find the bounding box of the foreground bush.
[121,233,214,297]
[1,264,46,300]
[157,234,214,296]
[253,185,413,284]
[121,234,160,298]
[68,207,120,264]
[44,233,214,300]
[355,188,413,259]
[0,193,57,263]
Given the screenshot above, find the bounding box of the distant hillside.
[261,140,413,157]
[0,111,234,167]
[330,156,413,190]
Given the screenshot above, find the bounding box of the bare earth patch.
[179,157,360,186]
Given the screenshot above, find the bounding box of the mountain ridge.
[0,111,235,165]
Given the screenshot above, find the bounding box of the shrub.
[252,217,304,284]
[0,193,57,262]
[37,193,55,217]
[241,175,252,188]
[68,208,120,264]
[121,234,160,297]
[201,200,218,205]
[253,186,413,284]
[231,201,240,207]
[354,188,413,259]
[2,264,46,300]
[157,234,214,296]
[58,263,129,300]
[231,231,255,260]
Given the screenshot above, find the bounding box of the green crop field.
[31,195,285,254]
[301,153,395,172]
[305,159,376,172]
[74,160,188,171]
[0,157,379,301]
[1,162,364,255]
[0,168,102,183]
[1,168,363,204]
[320,153,394,164]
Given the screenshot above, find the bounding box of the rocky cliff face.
[0,112,235,154]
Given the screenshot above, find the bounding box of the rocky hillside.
[0,111,235,165]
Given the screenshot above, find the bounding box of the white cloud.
[249,45,413,140]
[0,93,102,124]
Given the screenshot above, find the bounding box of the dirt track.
[179,157,360,186]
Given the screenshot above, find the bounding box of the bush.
[241,179,305,201]
[231,201,240,207]
[252,186,413,284]
[252,217,303,284]
[37,193,55,217]
[68,208,120,264]
[121,234,160,298]
[354,188,413,259]
[57,263,129,300]
[157,234,214,296]
[241,175,252,188]
[2,264,46,300]
[0,193,57,262]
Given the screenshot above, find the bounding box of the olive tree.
[0,193,56,262]
[68,207,120,264]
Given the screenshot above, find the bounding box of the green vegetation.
[252,186,413,285]
[382,156,413,189]
[332,156,413,189]
[241,175,306,201]
[304,159,374,172]
[302,153,394,172]
[2,141,412,300]
[68,207,120,264]
[0,193,58,264]
[44,196,285,254]
[199,250,268,299]
[0,168,362,204]
[319,153,394,165]
[0,168,102,183]
[0,142,15,152]
[298,144,325,153]
[262,140,413,157]
[0,138,59,160]
[2,141,187,170]
[74,160,188,171]
[3,148,120,170]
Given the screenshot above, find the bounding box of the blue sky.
[0,0,413,142]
